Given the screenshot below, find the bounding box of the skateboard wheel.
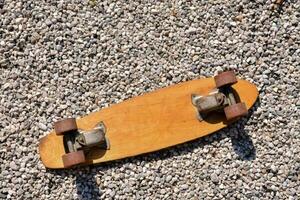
[54,118,77,135]
[214,71,237,88]
[224,102,248,121]
[62,150,85,168]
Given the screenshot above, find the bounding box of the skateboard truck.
[192,71,248,121]
[54,119,110,168]
[68,122,109,152]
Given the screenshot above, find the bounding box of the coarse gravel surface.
[0,0,299,199]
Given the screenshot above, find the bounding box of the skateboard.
[39,71,258,169]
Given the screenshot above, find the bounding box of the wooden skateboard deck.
[39,77,258,169]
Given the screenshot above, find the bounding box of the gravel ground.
[0,0,299,199]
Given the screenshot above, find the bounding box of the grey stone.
[210,173,219,183]
[38,123,47,131]
[9,161,18,171]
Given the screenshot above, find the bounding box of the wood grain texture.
[39,78,258,169]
